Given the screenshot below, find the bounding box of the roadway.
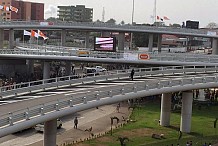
[0,104,127,146]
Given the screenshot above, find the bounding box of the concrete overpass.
[0,66,218,145]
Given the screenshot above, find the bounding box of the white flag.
[24,30,31,36]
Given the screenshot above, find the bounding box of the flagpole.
[130,0,135,50]
[23,31,24,46]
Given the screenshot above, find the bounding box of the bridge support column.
[198,89,206,101]
[65,61,71,76]
[27,60,34,75]
[43,62,50,80]
[61,29,66,46]
[118,32,125,52]
[160,93,171,126]
[85,32,90,48]
[9,28,14,49]
[148,34,154,52]
[157,34,162,52]
[212,38,218,55]
[180,91,193,133]
[0,29,4,49]
[43,119,57,146]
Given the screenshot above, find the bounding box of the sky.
[29,0,218,28]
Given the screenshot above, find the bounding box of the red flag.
[31,30,39,38]
[163,16,170,20]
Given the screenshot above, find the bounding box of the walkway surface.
[29,102,130,146]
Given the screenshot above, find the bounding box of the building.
[0,0,44,21]
[58,5,93,22]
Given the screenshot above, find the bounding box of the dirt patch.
[96,136,113,143]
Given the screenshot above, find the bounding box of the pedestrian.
[74,117,78,129]
[130,68,135,81]
[116,103,120,113]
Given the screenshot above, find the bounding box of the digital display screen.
[94,37,116,52]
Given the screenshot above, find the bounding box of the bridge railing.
[0,65,217,98]
[0,66,218,130]
[1,48,217,63]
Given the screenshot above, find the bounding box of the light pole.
[130,0,135,50]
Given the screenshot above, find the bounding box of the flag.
[157,16,163,21]
[38,30,48,40]
[10,5,18,13]
[163,16,170,20]
[24,30,31,36]
[31,30,39,38]
[4,5,10,11]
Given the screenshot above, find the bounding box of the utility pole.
[153,0,157,24]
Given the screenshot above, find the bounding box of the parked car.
[95,66,107,72]
[35,119,62,132]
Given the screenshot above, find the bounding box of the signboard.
[138,53,150,60]
[94,37,116,52]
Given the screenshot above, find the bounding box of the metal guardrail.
[0,47,218,64]
[0,65,218,131]
[1,65,217,98]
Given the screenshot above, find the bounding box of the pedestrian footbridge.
[0,65,218,141]
[1,47,218,66]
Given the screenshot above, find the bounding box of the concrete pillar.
[9,28,14,49]
[198,89,206,101]
[61,29,66,46]
[26,60,34,75]
[43,62,50,80]
[65,62,71,76]
[43,119,57,146]
[85,32,90,48]
[160,93,171,126]
[180,91,193,133]
[157,34,162,53]
[0,29,4,49]
[118,32,125,52]
[148,33,154,52]
[212,38,218,55]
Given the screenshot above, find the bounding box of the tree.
[120,20,125,25]
[206,22,218,29]
[170,23,181,28]
[106,18,116,24]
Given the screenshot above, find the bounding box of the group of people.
[169,141,212,146]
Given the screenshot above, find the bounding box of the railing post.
[108,90,112,97]
[40,106,44,116]
[55,103,59,111]
[8,112,13,126]
[96,92,100,100]
[192,78,195,85]
[25,110,30,120]
[133,84,137,93]
[69,99,73,107]
[83,97,87,104]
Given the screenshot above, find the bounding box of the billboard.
[94,37,116,52]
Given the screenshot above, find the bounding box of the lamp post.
[130,0,135,50]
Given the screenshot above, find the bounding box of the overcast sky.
[29,0,218,27]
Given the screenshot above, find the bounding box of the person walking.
[74,117,78,129]
[130,68,135,81]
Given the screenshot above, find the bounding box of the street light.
[130,0,135,50]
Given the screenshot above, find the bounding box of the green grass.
[76,101,218,146]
